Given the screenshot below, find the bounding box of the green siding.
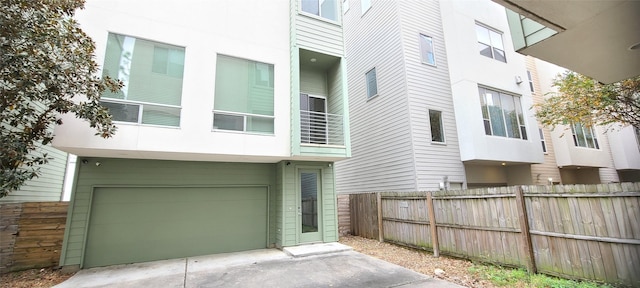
[60,158,276,267]
[84,186,267,268]
[1,144,68,202]
[294,2,344,57]
[279,161,337,246]
[300,67,328,96]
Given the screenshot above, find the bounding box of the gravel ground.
[339,235,498,288]
[0,267,73,288]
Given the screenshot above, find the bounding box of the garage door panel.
[84,187,267,268]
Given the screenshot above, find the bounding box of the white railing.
[300,110,344,146]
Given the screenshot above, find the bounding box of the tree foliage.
[1,0,121,198]
[534,72,640,130]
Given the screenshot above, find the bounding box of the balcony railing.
[300,110,344,146]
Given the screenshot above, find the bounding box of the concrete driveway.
[54,243,464,288]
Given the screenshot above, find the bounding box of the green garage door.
[84,186,267,268]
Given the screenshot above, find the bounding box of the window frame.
[475,23,506,63]
[429,109,445,144]
[419,34,437,66]
[365,67,378,100]
[527,70,535,92]
[300,0,341,23]
[539,128,547,153]
[100,32,184,128]
[212,54,275,134]
[571,123,600,149]
[478,86,528,140]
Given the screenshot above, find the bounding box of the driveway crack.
[183,258,188,288]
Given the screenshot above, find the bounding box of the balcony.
[300,110,344,146]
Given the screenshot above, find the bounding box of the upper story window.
[475,23,506,62]
[101,33,184,127]
[527,70,534,92]
[539,128,547,153]
[361,0,371,15]
[301,0,339,21]
[571,123,599,149]
[479,86,527,140]
[213,55,275,134]
[419,34,436,66]
[635,127,640,152]
[365,67,378,99]
[429,109,445,143]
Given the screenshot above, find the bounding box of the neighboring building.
[440,0,544,188]
[337,0,466,193]
[532,58,620,184]
[53,0,350,269]
[0,144,68,203]
[337,0,544,192]
[608,125,640,182]
[337,0,634,194]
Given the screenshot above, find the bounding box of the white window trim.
[365,67,378,100]
[571,123,600,149]
[419,34,437,67]
[212,110,275,135]
[101,98,182,128]
[299,0,342,25]
[475,22,506,63]
[479,86,528,140]
[539,128,548,154]
[429,109,446,145]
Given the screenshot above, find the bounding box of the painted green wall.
[278,161,338,246]
[61,158,339,268]
[60,158,276,267]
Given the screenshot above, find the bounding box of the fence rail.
[0,202,68,274]
[347,183,640,286]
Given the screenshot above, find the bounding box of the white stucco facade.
[53,0,293,163]
[440,0,544,164]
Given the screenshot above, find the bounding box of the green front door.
[299,170,322,243]
[84,186,267,268]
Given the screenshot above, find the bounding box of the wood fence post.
[426,191,440,257]
[515,186,537,273]
[377,192,383,242]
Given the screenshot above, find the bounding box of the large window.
[101,33,184,127]
[479,87,527,139]
[213,55,275,134]
[365,68,378,99]
[475,24,506,62]
[571,123,599,149]
[429,110,444,143]
[419,34,436,66]
[301,0,338,21]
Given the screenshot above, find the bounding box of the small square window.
[419,34,436,66]
[365,68,378,99]
[429,110,444,143]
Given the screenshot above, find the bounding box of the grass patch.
[468,264,613,288]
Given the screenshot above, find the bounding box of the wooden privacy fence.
[0,202,68,274]
[349,183,640,286]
